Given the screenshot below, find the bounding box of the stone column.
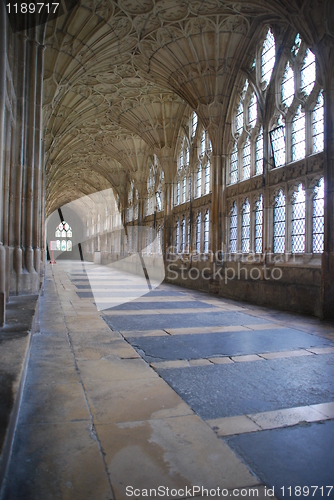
[13,32,27,292]
[210,154,222,255]
[321,50,334,319]
[33,41,45,276]
[24,32,38,278]
[0,1,6,323]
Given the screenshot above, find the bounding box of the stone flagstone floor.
[1,260,334,500]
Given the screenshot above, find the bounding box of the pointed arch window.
[301,49,316,96]
[196,212,201,253]
[255,195,263,253]
[230,202,238,253]
[313,177,324,253]
[292,106,306,161]
[182,176,186,203]
[282,62,294,108]
[187,216,191,251]
[313,91,324,153]
[188,174,192,201]
[261,29,275,89]
[55,221,73,252]
[255,128,264,175]
[230,143,238,184]
[273,190,286,253]
[242,199,250,253]
[291,184,306,253]
[243,137,251,180]
[176,178,180,205]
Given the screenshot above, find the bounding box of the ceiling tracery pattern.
[43,0,332,215]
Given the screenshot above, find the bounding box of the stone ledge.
[0,293,40,493]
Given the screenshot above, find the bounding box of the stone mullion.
[220,155,227,255]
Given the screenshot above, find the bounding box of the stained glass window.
[255,195,263,253]
[255,128,264,175]
[243,137,251,180]
[261,29,275,89]
[204,210,209,253]
[230,143,238,184]
[248,92,257,127]
[175,218,179,252]
[292,106,306,161]
[196,168,202,198]
[270,119,286,168]
[236,100,243,135]
[230,202,237,253]
[196,212,201,253]
[291,184,306,253]
[282,63,294,108]
[301,49,316,96]
[313,177,324,253]
[273,190,286,253]
[242,198,250,253]
[205,163,210,194]
[181,217,185,253]
[55,221,73,251]
[313,91,324,153]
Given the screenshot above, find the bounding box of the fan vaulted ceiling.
[43,0,332,215]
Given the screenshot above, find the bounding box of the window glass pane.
[187,216,191,250]
[182,177,186,203]
[282,63,294,108]
[243,137,251,180]
[292,106,306,161]
[255,194,263,253]
[313,177,324,253]
[292,184,306,253]
[175,219,179,252]
[181,217,185,253]
[230,143,238,184]
[61,240,66,252]
[196,213,201,253]
[270,122,285,168]
[313,91,324,153]
[230,202,237,253]
[301,49,316,96]
[188,175,191,201]
[176,180,180,205]
[201,131,206,155]
[67,240,72,252]
[204,210,209,253]
[261,29,275,89]
[292,33,301,56]
[248,92,257,127]
[197,168,202,197]
[205,163,210,194]
[236,100,243,134]
[242,199,250,253]
[256,128,264,175]
[273,190,285,253]
[192,112,198,137]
